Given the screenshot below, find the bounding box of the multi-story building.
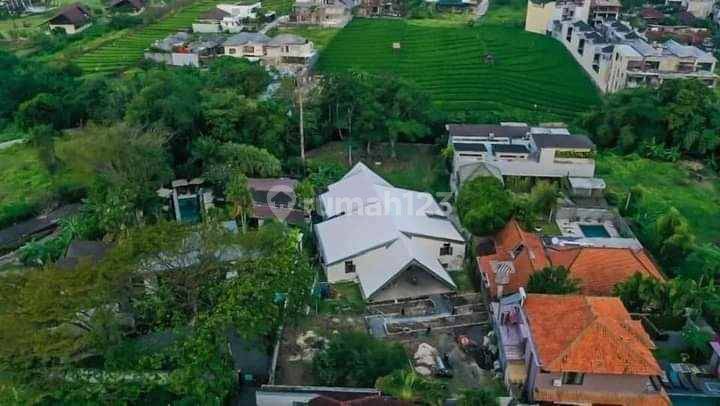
[288,0,354,27]
[447,123,597,195]
[525,0,619,35]
[528,0,717,92]
[554,19,717,92]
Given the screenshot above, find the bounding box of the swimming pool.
[579,224,611,238]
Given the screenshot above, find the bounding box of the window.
[228,48,236,54]
[440,243,453,256]
[345,260,356,273]
[243,45,254,53]
[510,243,524,259]
[562,372,584,385]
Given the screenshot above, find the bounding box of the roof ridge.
[543,297,596,368]
[591,316,661,374]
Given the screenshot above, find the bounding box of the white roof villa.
[315,163,466,302]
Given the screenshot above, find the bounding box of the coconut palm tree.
[376,369,447,406]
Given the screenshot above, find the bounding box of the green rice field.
[73,0,228,74]
[315,18,600,120]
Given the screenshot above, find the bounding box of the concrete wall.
[525,1,557,34]
[370,265,453,302]
[224,43,266,58]
[49,22,90,34]
[410,235,465,271]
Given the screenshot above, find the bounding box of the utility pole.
[295,73,306,163]
[299,86,305,162]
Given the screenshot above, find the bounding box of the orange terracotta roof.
[524,294,661,376]
[535,385,671,406]
[477,219,549,297]
[478,220,664,297]
[547,247,664,295]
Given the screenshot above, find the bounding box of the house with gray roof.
[223,32,270,59]
[145,32,224,67]
[314,163,465,303]
[447,123,597,195]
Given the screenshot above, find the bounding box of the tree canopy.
[456,176,514,236]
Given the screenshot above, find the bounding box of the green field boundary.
[73,0,229,74]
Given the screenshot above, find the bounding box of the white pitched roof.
[315,163,463,298]
[354,234,455,299]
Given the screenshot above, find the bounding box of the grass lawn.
[0,142,88,229]
[306,141,450,195]
[315,16,599,121]
[318,281,366,314]
[596,153,720,244]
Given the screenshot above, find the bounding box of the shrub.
[312,332,408,387]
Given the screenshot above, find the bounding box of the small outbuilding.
[108,0,145,14]
[47,3,92,34]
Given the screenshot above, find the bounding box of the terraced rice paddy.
[316,18,600,120]
[74,0,227,74]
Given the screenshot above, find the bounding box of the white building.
[554,19,717,92]
[529,0,718,92]
[314,163,466,303]
[447,123,597,195]
[223,32,270,59]
[221,33,317,72]
[192,2,262,33]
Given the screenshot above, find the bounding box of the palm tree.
[376,370,447,406]
[225,172,253,232]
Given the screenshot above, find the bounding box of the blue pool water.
[579,224,611,238]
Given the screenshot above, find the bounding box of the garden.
[315,17,600,121]
[596,153,720,245]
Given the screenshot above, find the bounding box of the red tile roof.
[477,221,664,297]
[477,219,549,296]
[546,246,664,296]
[524,294,661,376]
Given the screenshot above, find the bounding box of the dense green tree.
[526,266,581,294]
[125,69,203,162]
[16,93,67,130]
[456,177,514,236]
[312,332,408,387]
[200,142,282,185]
[58,124,173,233]
[654,207,695,265]
[205,57,271,97]
[202,90,288,156]
[580,79,720,159]
[320,71,438,156]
